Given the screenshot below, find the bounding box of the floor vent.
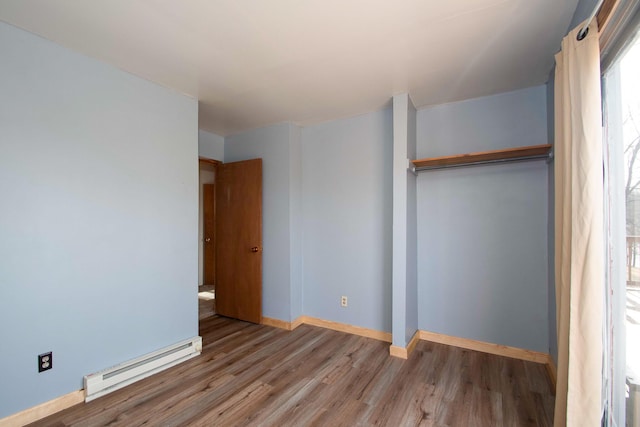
[84,336,202,402]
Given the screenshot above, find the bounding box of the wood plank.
[298,315,392,342]
[419,329,550,364]
[412,144,552,169]
[198,157,221,166]
[597,0,619,32]
[545,355,557,392]
[261,316,291,330]
[389,329,421,359]
[290,316,304,330]
[366,344,436,426]
[265,315,390,342]
[0,390,83,427]
[389,345,407,359]
[241,378,323,426]
[27,316,554,426]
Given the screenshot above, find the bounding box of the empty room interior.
[1,0,638,426]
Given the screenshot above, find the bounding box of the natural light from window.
[620,31,640,426]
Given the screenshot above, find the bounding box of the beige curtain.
[554,20,604,427]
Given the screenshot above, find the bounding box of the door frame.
[199,157,220,288]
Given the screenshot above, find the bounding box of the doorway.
[197,157,264,324]
[215,158,263,324]
[199,158,218,321]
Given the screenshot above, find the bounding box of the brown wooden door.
[203,183,216,286]
[215,158,262,323]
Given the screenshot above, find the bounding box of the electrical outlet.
[38,352,52,372]
[341,296,348,307]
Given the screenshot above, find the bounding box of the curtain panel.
[553,20,604,427]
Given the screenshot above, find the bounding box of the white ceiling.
[0,0,578,136]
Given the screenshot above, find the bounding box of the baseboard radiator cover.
[84,336,202,402]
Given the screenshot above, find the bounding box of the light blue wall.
[289,125,303,320]
[198,129,224,161]
[547,77,558,363]
[392,95,409,346]
[302,109,393,333]
[417,86,549,352]
[391,94,418,347]
[0,22,198,417]
[570,0,599,30]
[406,99,418,343]
[418,86,548,156]
[224,123,294,321]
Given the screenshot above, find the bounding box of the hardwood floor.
[29,316,554,426]
[198,285,216,321]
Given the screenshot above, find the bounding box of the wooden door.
[216,158,262,323]
[203,184,216,286]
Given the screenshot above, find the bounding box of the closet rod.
[413,153,552,172]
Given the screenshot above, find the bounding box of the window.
[603,27,640,427]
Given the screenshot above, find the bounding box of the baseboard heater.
[84,336,202,402]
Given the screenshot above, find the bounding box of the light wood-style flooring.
[30,316,555,426]
[198,285,216,321]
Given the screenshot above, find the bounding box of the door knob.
[205,238,211,243]
[251,247,259,252]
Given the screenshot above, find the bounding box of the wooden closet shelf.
[411,144,552,170]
